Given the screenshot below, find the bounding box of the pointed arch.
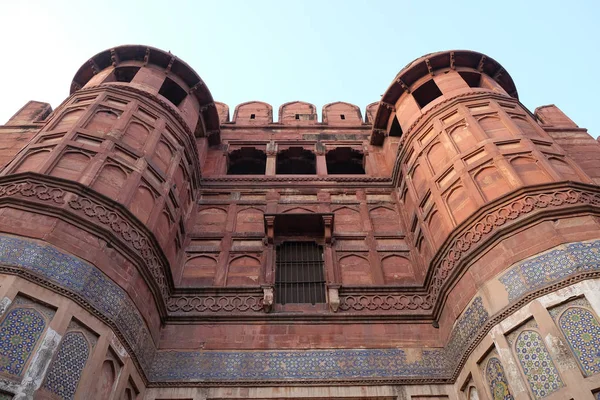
[235,207,264,233]
[339,253,373,285]
[333,206,362,233]
[369,206,400,233]
[227,255,261,286]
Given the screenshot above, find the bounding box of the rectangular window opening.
[458,71,482,88]
[250,113,256,119]
[295,114,300,120]
[113,66,140,83]
[340,114,346,120]
[389,115,403,137]
[275,241,326,305]
[412,79,443,109]
[158,77,187,107]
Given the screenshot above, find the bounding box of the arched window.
[326,147,365,174]
[276,147,316,174]
[227,147,267,175]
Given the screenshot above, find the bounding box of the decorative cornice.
[1,175,600,323]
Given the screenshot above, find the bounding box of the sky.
[0,0,599,137]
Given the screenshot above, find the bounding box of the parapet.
[322,102,362,125]
[215,101,374,126]
[5,101,52,126]
[365,102,379,124]
[215,102,230,123]
[279,101,318,124]
[233,101,273,124]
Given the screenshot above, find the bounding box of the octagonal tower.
[1,45,220,265]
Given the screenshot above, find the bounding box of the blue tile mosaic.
[515,330,563,399]
[485,357,513,400]
[0,307,46,376]
[445,297,488,363]
[0,234,598,383]
[558,307,600,377]
[500,241,600,301]
[150,348,448,381]
[43,331,89,400]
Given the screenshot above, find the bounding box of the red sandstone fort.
[0,45,599,399]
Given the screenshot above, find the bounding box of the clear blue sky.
[1,0,598,137]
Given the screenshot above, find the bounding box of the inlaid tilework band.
[0,235,598,383]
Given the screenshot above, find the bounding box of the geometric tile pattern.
[43,332,90,400]
[485,357,513,400]
[0,307,46,376]
[0,235,154,371]
[151,347,449,381]
[500,240,600,301]
[596,391,600,400]
[444,297,489,363]
[0,234,597,383]
[514,330,563,399]
[558,307,600,376]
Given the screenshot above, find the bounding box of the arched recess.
[427,210,446,247]
[474,165,510,201]
[512,116,540,138]
[50,150,92,181]
[14,149,51,173]
[226,255,261,286]
[85,109,120,135]
[446,185,477,225]
[510,156,551,186]
[155,211,173,246]
[548,157,581,182]
[92,163,129,199]
[326,148,365,174]
[235,207,264,233]
[0,307,47,376]
[122,121,150,150]
[411,164,428,198]
[484,357,513,400]
[96,346,123,399]
[129,183,156,224]
[333,207,362,233]
[427,141,450,175]
[514,329,564,398]
[42,331,90,399]
[478,115,511,139]
[182,255,218,286]
[467,386,479,400]
[449,122,477,153]
[558,306,600,377]
[227,148,267,175]
[380,254,413,284]
[276,147,316,174]
[369,206,401,234]
[95,358,118,398]
[339,254,373,285]
[152,140,173,174]
[196,207,228,233]
[52,108,84,132]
